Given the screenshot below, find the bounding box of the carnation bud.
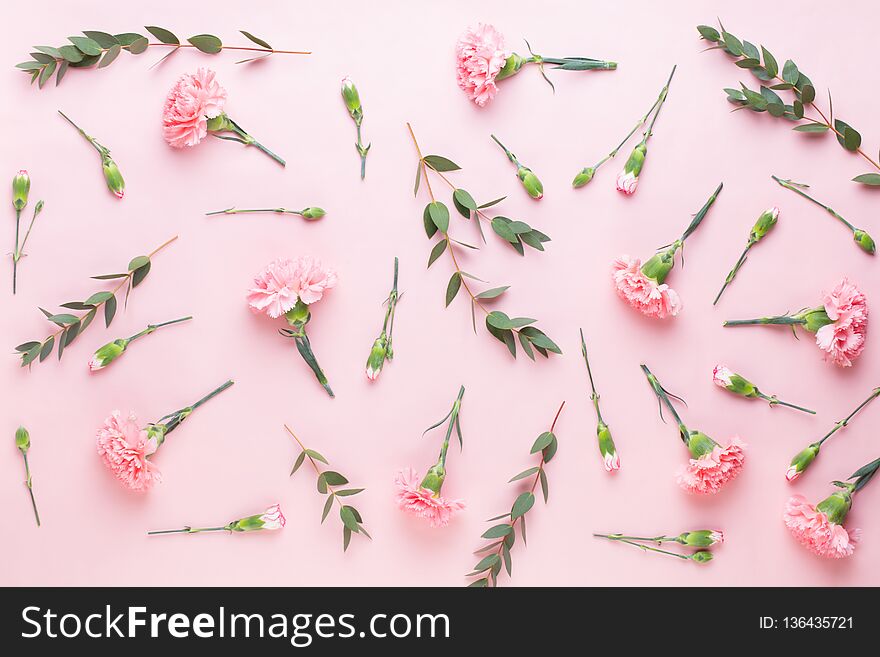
[13,170,30,211]
[677,530,723,547]
[690,550,714,564]
[749,207,779,243]
[365,335,387,381]
[623,142,647,177]
[341,77,362,117]
[89,339,128,372]
[853,229,876,255]
[301,207,326,220]
[102,156,125,199]
[816,488,852,525]
[597,422,620,471]
[572,167,595,188]
[713,365,758,398]
[230,505,286,532]
[15,426,30,453]
[786,443,819,482]
[517,167,543,199]
[496,52,526,81]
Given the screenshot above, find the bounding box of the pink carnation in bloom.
[162,68,227,148]
[96,411,161,492]
[676,438,746,495]
[815,278,868,367]
[455,24,509,107]
[616,170,638,195]
[611,256,682,319]
[259,503,286,530]
[712,364,733,388]
[247,257,338,318]
[394,468,465,528]
[784,495,860,558]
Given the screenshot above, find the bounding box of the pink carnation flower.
[96,411,161,492]
[712,364,733,388]
[611,255,682,319]
[394,468,465,528]
[676,438,746,494]
[603,450,621,472]
[815,278,868,367]
[455,24,509,107]
[162,68,227,148]
[616,170,638,195]
[247,257,338,318]
[784,495,860,559]
[259,503,286,530]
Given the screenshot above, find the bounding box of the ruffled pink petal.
[611,255,681,319]
[784,495,858,558]
[455,24,509,107]
[676,438,746,495]
[163,68,228,148]
[96,411,161,492]
[394,468,465,528]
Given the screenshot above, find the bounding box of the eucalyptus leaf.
[510,492,535,520]
[852,173,880,186]
[99,44,121,68]
[423,155,460,172]
[445,272,461,307]
[428,201,449,233]
[475,286,509,300]
[427,240,447,268]
[240,30,272,50]
[187,34,223,54]
[68,36,102,56]
[83,31,119,48]
[145,26,180,45]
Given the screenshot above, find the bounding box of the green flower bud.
[623,142,647,176]
[301,207,326,220]
[572,167,595,188]
[690,550,714,564]
[749,207,779,243]
[686,430,717,459]
[517,167,543,199]
[15,426,30,452]
[89,339,128,372]
[13,170,30,211]
[786,443,820,482]
[677,530,723,547]
[496,52,526,81]
[713,365,758,397]
[366,335,388,381]
[102,156,125,199]
[853,229,876,255]
[816,489,853,525]
[341,77,362,117]
[419,463,446,496]
[597,422,620,471]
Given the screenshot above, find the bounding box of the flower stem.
[817,387,880,446]
[438,386,466,468]
[579,328,603,423]
[57,110,107,156]
[760,394,816,415]
[189,379,235,412]
[205,207,304,216]
[714,243,751,305]
[383,257,400,339]
[771,175,856,232]
[127,316,192,342]
[293,331,334,397]
[643,65,677,142]
[678,182,723,243]
[225,117,286,167]
[490,134,519,166]
[640,364,689,442]
[147,526,229,535]
[12,208,21,294]
[593,533,671,543]
[22,453,40,527]
[723,316,805,327]
[595,536,690,560]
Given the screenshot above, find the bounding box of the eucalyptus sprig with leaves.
[58,111,125,199]
[407,123,560,360]
[467,402,564,587]
[16,27,310,89]
[14,235,177,368]
[286,425,370,552]
[697,21,880,186]
[772,176,874,255]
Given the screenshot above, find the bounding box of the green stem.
[759,393,816,415]
[294,331,334,397]
[590,96,664,171]
[596,535,689,560]
[383,257,400,336]
[126,316,192,342]
[58,110,107,156]
[713,243,752,305]
[227,119,286,167]
[593,533,672,543]
[159,379,235,432]
[439,386,466,468]
[772,175,856,232]
[490,134,519,166]
[12,208,21,294]
[641,364,689,443]
[678,182,723,243]
[817,387,880,446]
[205,207,304,216]
[355,122,368,180]
[22,453,40,527]
[147,525,229,535]
[723,316,806,327]
[579,328,604,424]
[643,65,677,141]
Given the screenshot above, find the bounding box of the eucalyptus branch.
[467,402,564,587]
[286,425,370,551]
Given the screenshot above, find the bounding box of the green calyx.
[102,156,125,199]
[789,443,820,476]
[677,530,720,548]
[366,335,387,378]
[146,423,169,448]
[572,167,595,188]
[853,229,876,255]
[419,463,446,496]
[795,307,833,333]
[301,207,326,220]
[285,300,311,327]
[517,167,543,199]
[15,426,30,452]
[341,77,362,116]
[750,207,779,243]
[690,550,714,563]
[816,489,853,525]
[726,373,758,398]
[496,52,526,81]
[640,244,679,284]
[597,422,615,457]
[206,113,233,133]
[93,339,128,367]
[13,171,30,210]
[623,142,647,176]
[228,514,265,532]
[686,430,718,459]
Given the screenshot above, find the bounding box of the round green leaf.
[68,36,102,56]
[187,34,223,54]
[128,37,149,55]
[428,201,449,233]
[511,492,535,520]
[57,45,84,63]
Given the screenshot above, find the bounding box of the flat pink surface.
[2,0,879,586]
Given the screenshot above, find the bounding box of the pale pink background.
[2,0,879,586]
